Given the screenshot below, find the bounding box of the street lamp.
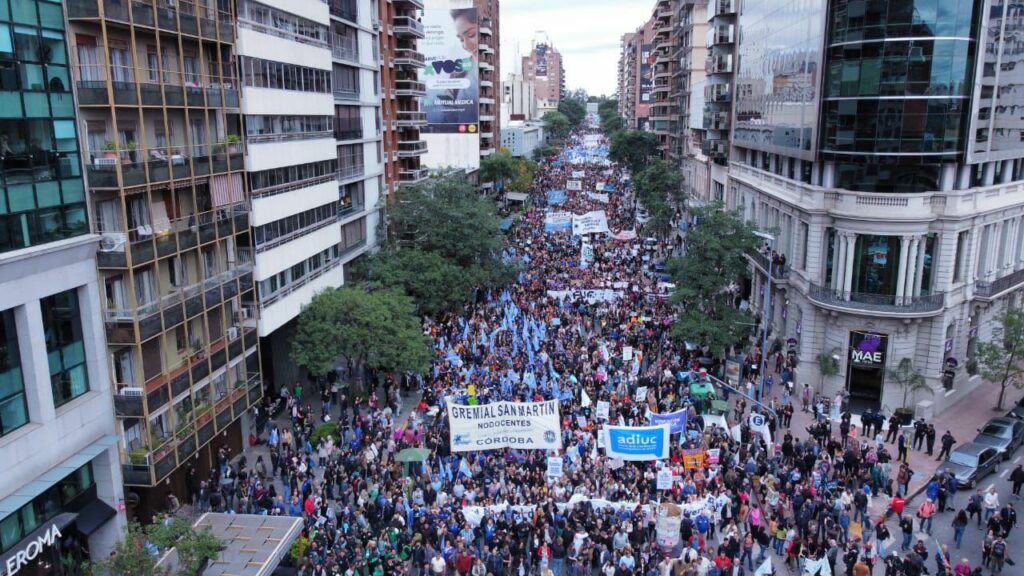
[753,231,775,405]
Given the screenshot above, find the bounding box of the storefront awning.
[504,192,529,203]
[75,499,117,536]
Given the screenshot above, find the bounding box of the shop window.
[0,308,28,437]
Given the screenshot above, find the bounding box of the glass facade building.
[821,0,980,192]
[0,0,88,253]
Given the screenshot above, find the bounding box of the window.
[240,56,330,93]
[253,202,339,249]
[243,115,332,142]
[0,308,27,437]
[41,289,89,407]
[953,230,968,283]
[0,463,94,554]
[248,159,337,197]
[238,0,328,46]
[332,64,358,96]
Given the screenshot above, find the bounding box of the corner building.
[0,0,125,569]
[732,0,1021,414]
[66,0,262,521]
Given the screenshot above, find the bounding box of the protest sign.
[648,409,687,435]
[546,289,622,303]
[596,401,610,420]
[547,456,563,477]
[586,191,609,204]
[572,210,610,235]
[543,211,572,233]
[448,399,561,452]
[682,449,705,469]
[656,469,673,490]
[546,189,567,205]
[566,180,582,191]
[602,425,671,461]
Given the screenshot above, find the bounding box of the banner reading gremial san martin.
[448,399,562,452]
[602,424,671,460]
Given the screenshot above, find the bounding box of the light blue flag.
[459,457,472,478]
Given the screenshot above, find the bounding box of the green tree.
[479,149,518,191]
[363,248,474,317]
[976,306,1024,409]
[532,143,560,163]
[542,111,571,143]
[634,159,685,207]
[886,357,932,411]
[87,523,162,576]
[291,285,433,379]
[668,204,759,358]
[610,130,660,174]
[558,98,587,128]
[600,114,624,136]
[174,525,222,576]
[816,351,840,395]
[509,157,538,192]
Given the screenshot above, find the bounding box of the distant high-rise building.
[503,72,536,122]
[0,0,126,562]
[617,18,656,131]
[380,0,430,191]
[521,34,563,116]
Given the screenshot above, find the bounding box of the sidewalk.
[761,375,1009,517]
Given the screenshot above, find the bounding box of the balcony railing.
[399,167,429,185]
[392,16,425,37]
[331,34,359,63]
[334,119,363,141]
[334,88,360,101]
[976,268,1024,299]
[396,111,428,126]
[394,48,426,67]
[747,251,789,280]
[86,145,243,189]
[328,0,358,22]
[398,140,427,157]
[337,164,365,181]
[395,79,426,96]
[807,282,945,314]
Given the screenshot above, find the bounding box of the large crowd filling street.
[186,121,1021,576]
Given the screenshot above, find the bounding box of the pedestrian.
[937,430,956,461]
[900,515,914,551]
[917,498,936,535]
[984,487,1001,524]
[1011,464,1024,499]
[925,423,937,456]
[951,509,968,549]
[990,535,1008,574]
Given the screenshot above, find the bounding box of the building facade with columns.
[730,0,1020,415]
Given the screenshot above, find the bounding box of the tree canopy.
[542,111,571,143]
[479,149,518,189]
[669,204,759,357]
[976,306,1024,409]
[362,248,474,318]
[291,285,432,377]
[610,130,660,174]
[558,98,587,128]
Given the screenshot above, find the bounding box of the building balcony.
[976,268,1024,301]
[394,0,425,8]
[333,88,360,102]
[480,18,493,36]
[806,282,945,316]
[716,0,738,16]
[747,252,789,282]
[702,138,728,160]
[481,79,493,88]
[392,16,425,39]
[331,36,360,64]
[328,0,358,22]
[399,167,429,185]
[398,140,427,157]
[396,110,428,127]
[394,48,426,68]
[114,387,145,418]
[85,145,243,190]
[395,79,426,97]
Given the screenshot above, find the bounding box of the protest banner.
[587,191,610,204]
[447,399,561,452]
[655,503,682,548]
[547,456,563,477]
[566,180,582,191]
[681,449,705,469]
[596,401,610,420]
[706,448,720,465]
[608,229,638,241]
[572,210,610,235]
[546,189,567,205]
[623,346,634,361]
[543,211,572,233]
[602,424,671,461]
[545,289,622,303]
[656,469,673,490]
[648,409,687,435]
[571,170,585,178]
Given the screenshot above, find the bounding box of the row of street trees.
[289,176,514,384]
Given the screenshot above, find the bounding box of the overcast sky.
[498,0,653,97]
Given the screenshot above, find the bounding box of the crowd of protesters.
[187,122,1018,576]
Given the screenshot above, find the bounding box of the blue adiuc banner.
[648,409,687,435]
[603,424,671,461]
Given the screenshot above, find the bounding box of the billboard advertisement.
[420,1,479,135]
[639,43,654,105]
[535,43,548,77]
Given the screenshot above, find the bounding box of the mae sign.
[849,331,888,367]
[4,523,61,575]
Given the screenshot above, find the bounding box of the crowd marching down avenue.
[223,118,1022,576]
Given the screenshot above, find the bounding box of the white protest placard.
[596,401,610,420]
[576,415,587,429]
[607,458,624,469]
[566,180,583,191]
[447,399,562,451]
[587,192,609,204]
[656,469,673,490]
[547,457,563,477]
[636,386,648,401]
[623,346,634,362]
[571,170,586,178]
[581,390,592,407]
[572,210,610,235]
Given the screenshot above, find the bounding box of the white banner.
[546,289,622,303]
[448,399,561,452]
[596,401,610,420]
[543,211,572,233]
[608,229,638,241]
[571,170,586,178]
[587,192,609,204]
[572,211,609,235]
[547,456,563,477]
[602,424,671,461]
[566,180,582,191]
[656,469,673,490]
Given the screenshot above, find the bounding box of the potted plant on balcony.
[224,134,241,154]
[128,448,149,466]
[887,357,932,425]
[123,140,138,164]
[102,140,119,160]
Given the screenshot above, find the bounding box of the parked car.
[973,416,1024,459]
[1007,396,1024,420]
[939,442,1001,488]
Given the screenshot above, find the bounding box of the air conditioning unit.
[120,386,144,396]
[94,157,118,167]
[239,307,250,319]
[99,232,126,252]
[227,326,238,340]
[372,19,381,31]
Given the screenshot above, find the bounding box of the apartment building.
[617,19,655,131]
[0,2,126,569]
[66,0,262,520]
[699,0,737,204]
[732,0,1021,415]
[648,0,676,151]
[476,0,499,161]
[670,1,707,203]
[616,32,638,127]
[379,0,429,193]
[521,34,563,117]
